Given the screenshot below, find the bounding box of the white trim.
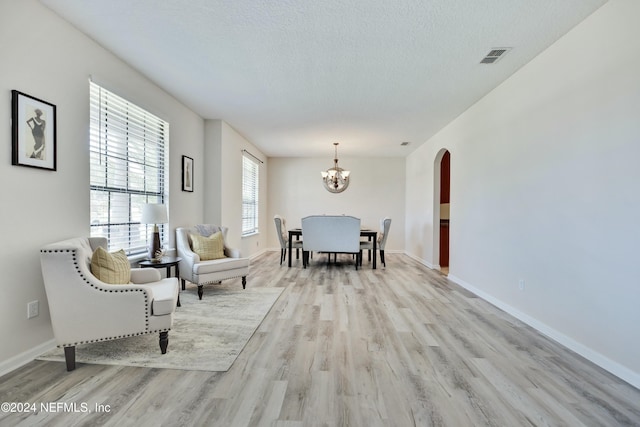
[447,274,640,390]
[249,248,268,261]
[0,339,56,378]
[403,251,437,270]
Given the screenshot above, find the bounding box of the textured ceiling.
[40,0,607,157]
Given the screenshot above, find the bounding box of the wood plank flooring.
[1,252,639,426]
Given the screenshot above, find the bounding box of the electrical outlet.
[518,279,525,291]
[27,300,39,319]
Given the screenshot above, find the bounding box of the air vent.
[400,141,410,146]
[480,48,511,64]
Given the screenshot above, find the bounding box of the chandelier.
[321,142,350,193]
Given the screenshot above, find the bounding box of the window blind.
[89,81,169,255]
[242,154,259,235]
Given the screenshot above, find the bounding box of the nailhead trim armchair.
[40,237,179,371]
[176,225,249,299]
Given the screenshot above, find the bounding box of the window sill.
[242,232,260,238]
[128,253,148,264]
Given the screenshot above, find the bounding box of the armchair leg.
[64,346,76,371]
[242,276,247,289]
[181,279,186,291]
[198,285,204,300]
[159,331,169,354]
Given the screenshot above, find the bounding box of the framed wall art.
[11,90,57,171]
[182,155,194,192]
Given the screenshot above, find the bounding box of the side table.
[139,257,182,307]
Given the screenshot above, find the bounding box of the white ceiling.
[40,0,607,158]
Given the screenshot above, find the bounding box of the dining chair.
[274,215,303,265]
[360,217,391,267]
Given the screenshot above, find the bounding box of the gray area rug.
[37,284,284,371]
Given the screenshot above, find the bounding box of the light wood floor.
[1,253,639,426]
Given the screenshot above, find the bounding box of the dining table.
[288,228,377,269]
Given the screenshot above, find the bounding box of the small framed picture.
[182,155,194,192]
[12,90,57,171]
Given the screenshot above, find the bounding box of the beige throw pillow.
[190,231,226,261]
[91,247,131,284]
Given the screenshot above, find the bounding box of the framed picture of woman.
[11,90,57,171]
[182,155,194,192]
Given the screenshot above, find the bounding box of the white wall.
[204,120,269,257]
[0,0,204,373]
[406,0,640,388]
[267,157,405,252]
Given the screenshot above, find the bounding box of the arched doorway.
[433,149,450,274]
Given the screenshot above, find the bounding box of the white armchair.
[40,237,179,371]
[176,225,250,300]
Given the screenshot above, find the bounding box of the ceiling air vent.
[480,48,511,64]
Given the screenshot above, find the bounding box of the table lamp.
[141,203,168,260]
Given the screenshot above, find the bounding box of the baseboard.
[447,274,640,390]
[0,339,56,379]
[403,251,437,270]
[249,248,268,260]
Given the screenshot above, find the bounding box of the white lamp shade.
[141,203,168,224]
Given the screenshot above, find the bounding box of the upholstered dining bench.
[301,215,362,269]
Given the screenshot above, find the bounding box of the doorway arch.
[433,149,450,274]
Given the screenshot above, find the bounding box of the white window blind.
[89,81,169,255]
[242,154,259,235]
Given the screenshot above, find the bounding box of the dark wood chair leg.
[64,346,76,371]
[380,250,385,267]
[198,285,204,300]
[242,276,247,289]
[159,331,168,354]
[181,278,186,291]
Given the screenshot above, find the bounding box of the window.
[89,81,169,255]
[242,154,259,235]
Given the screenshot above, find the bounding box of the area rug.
[37,285,284,372]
